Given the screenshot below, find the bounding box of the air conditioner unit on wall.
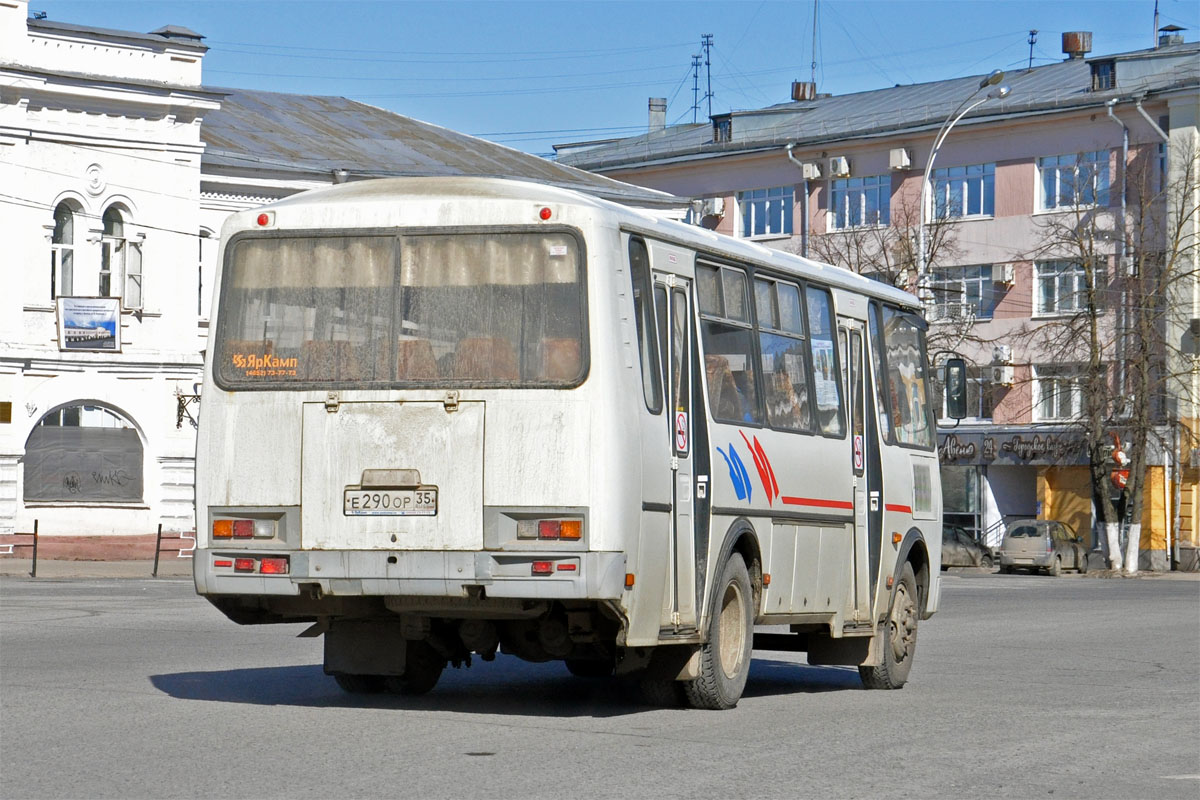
[990,366,1014,386]
[998,263,1015,286]
[701,197,725,217]
[800,162,822,180]
[889,147,911,170]
[992,345,1013,365]
[828,156,851,178]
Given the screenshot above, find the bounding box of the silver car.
[941,525,995,569]
[999,519,1090,576]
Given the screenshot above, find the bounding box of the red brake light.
[234,558,256,573]
[259,557,289,575]
[531,561,553,575]
[538,521,561,540]
[556,563,577,572]
[232,520,255,539]
[213,559,233,568]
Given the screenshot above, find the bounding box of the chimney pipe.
[1061,31,1092,60]
[791,81,817,102]
[648,97,667,132]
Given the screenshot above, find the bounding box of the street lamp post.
[917,70,1011,304]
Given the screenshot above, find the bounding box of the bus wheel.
[385,641,445,695]
[684,553,753,710]
[859,562,918,690]
[334,673,386,694]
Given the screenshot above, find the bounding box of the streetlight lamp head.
[979,69,1005,89]
[988,85,1012,100]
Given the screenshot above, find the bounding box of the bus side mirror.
[945,357,968,420]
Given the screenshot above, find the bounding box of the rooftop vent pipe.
[791,81,817,102]
[648,97,667,132]
[1062,31,1092,60]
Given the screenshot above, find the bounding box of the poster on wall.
[57,297,121,352]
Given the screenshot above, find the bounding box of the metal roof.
[200,88,685,209]
[557,42,1199,172]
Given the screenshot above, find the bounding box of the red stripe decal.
[885,504,913,514]
[780,496,854,510]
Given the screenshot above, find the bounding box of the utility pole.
[810,0,819,85]
[1027,30,1038,70]
[701,34,713,119]
[691,54,702,124]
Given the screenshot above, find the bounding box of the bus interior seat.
[453,337,520,380]
[302,340,363,381]
[765,369,806,429]
[394,339,439,379]
[705,354,741,420]
[539,337,581,381]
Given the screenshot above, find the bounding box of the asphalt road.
[1,570,1197,799]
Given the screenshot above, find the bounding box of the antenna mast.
[811,0,819,85]
[701,34,713,118]
[1027,29,1038,70]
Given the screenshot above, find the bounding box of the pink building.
[559,33,1200,569]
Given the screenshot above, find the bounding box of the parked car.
[941,525,995,569]
[999,519,1090,576]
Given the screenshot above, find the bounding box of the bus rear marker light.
[538,207,552,220]
[531,561,553,575]
[892,532,903,545]
[556,563,577,572]
[234,558,256,573]
[233,520,255,539]
[260,557,289,575]
[212,520,233,539]
[559,520,581,540]
[625,573,635,588]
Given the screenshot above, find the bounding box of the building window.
[1091,61,1116,91]
[1039,151,1110,210]
[935,365,996,421]
[23,404,143,502]
[829,175,890,230]
[1034,366,1084,421]
[929,265,996,322]
[931,163,994,219]
[101,206,143,310]
[50,202,76,299]
[1035,260,1103,315]
[738,187,793,238]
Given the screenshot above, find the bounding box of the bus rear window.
[215,232,585,388]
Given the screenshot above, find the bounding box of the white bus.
[195,177,946,709]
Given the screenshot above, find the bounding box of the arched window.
[23,404,143,502]
[101,205,143,310]
[50,202,76,299]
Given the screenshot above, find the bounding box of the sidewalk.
[0,558,192,579]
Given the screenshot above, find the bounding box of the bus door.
[654,275,697,631]
[840,320,873,624]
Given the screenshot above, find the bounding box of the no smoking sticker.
[675,411,689,454]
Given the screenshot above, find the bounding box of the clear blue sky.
[36,0,1200,156]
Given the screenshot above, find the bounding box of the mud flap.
[324,619,407,677]
[806,633,879,667]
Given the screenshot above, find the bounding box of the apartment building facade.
[558,33,1200,569]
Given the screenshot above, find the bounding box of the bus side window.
[628,238,663,413]
[804,286,844,436]
[697,263,761,424]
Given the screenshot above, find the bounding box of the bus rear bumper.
[194,549,627,601]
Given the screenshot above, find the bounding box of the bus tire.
[334,673,386,694]
[684,553,753,710]
[859,562,918,690]
[385,641,444,695]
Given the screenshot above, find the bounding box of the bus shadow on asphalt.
[149,657,860,715]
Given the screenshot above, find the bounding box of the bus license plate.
[343,488,437,516]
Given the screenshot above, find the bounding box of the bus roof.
[254,176,923,311]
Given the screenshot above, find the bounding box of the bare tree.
[1013,145,1199,572]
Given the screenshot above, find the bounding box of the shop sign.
[938,431,1085,466]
